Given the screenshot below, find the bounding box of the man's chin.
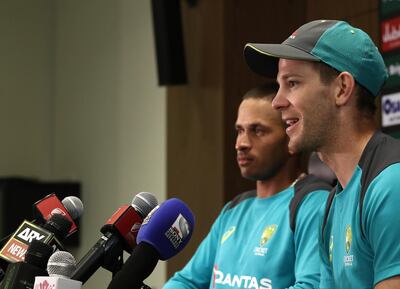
[289,138,316,155]
[241,172,258,182]
[288,134,306,153]
[288,140,299,154]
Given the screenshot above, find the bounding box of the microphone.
[0,240,53,289]
[33,194,84,236]
[0,214,72,264]
[101,192,158,252]
[138,198,194,260]
[106,198,195,289]
[71,192,158,284]
[34,251,82,289]
[0,194,83,249]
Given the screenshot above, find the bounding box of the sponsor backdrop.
[380,0,400,138]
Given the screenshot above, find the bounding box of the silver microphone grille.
[47,251,77,278]
[131,192,158,217]
[62,196,84,220]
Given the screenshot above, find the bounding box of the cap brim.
[244,43,320,77]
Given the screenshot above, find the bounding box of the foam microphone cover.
[136,198,194,260]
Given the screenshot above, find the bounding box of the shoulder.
[359,132,400,184]
[373,162,400,183]
[365,163,400,200]
[225,190,257,211]
[292,174,331,208]
[295,174,332,193]
[290,175,331,231]
[359,132,400,201]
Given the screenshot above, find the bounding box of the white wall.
[0,0,55,177]
[53,1,167,288]
[0,1,167,288]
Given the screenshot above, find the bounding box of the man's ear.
[334,72,356,107]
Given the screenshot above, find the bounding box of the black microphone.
[0,214,72,266]
[0,195,84,248]
[108,242,158,289]
[33,194,84,237]
[107,198,195,289]
[0,240,53,289]
[71,192,158,284]
[42,214,73,242]
[0,194,83,271]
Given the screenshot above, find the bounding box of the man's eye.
[255,128,264,135]
[288,80,298,88]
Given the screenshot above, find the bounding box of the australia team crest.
[253,224,277,257]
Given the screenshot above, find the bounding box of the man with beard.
[244,20,400,289]
[162,83,330,289]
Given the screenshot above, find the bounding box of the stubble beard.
[289,96,337,153]
[289,110,335,154]
[241,160,287,182]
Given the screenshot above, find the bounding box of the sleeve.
[318,199,334,289]
[162,205,228,289]
[363,163,400,286]
[286,189,329,289]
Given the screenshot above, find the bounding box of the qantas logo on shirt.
[212,265,272,289]
[221,226,236,244]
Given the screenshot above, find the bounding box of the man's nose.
[272,88,289,111]
[235,132,251,151]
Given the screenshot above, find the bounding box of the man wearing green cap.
[244,20,400,289]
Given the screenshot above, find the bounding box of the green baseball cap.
[244,20,388,97]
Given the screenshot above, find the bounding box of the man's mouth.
[285,118,299,133]
[237,156,253,166]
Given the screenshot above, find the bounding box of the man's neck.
[256,164,304,198]
[318,128,376,189]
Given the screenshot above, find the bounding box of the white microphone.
[33,251,82,289]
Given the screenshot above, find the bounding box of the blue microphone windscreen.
[136,198,194,260]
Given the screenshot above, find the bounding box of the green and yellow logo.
[221,226,236,244]
[329,235,334,263]
[345,225,352,254]
[260,225,277,247]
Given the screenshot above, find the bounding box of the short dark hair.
[242,82,279,102]
[354,84,377,118]
[312,62,377,118]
